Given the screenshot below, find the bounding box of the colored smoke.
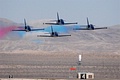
[45,25,68,33]
[0,26,17,39]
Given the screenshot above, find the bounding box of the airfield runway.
[0,52,120,79]
[0,25,120,80]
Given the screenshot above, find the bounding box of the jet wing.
[31,28,44,31]
[12,30,26,31]
[57,34,71,37]
[12,28,44,31]
[45,22,78,25]
[64,22,78,25]
[37,34,71,37]
[37,32,51,37]
[37,35,51,37]
[94,27,107,30]
[73,26,107,30]
[44,23,57,25]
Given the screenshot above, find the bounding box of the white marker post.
[79,55,81,62]
[78,55,81,65]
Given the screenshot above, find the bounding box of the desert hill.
[0,18,120,54]
[0,18,19,27]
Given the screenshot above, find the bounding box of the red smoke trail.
[0,26,17,39]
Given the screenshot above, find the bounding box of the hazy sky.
[0,0,120,26]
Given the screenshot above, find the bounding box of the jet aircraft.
[43,12,78,25]
[73,17,107,30]
[37,25,71,37]
[12,19,44,32]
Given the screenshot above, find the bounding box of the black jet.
[12,19,44,32]
[73,17,107,30]
[43,12,77,25]
[37,26,71,37]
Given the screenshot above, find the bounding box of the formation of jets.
[12,12,107,37]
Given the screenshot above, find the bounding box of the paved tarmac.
[0,52,120,80]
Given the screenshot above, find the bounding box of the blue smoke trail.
[44,25,68,33]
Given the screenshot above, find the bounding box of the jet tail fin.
[24,18,27,30]
[86,17,94,30]
[57,12,60,21]
[51,26,54,33]
[24,19,27,27]
[87,17,89,26]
